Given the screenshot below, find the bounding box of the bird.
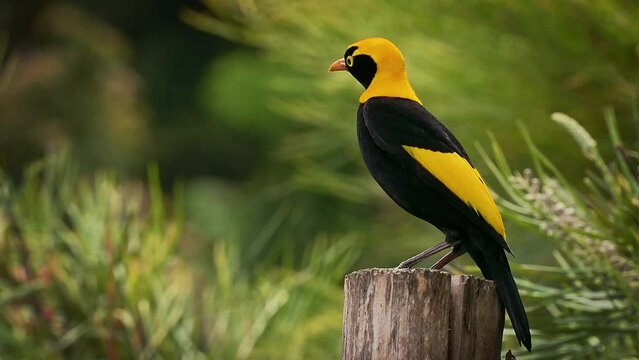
[329,37,531,351]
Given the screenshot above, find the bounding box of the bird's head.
[329,38,404,88]
[329,38,420,104]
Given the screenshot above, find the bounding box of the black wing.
[361,97,511,252]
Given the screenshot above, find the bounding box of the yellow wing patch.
[403,146,506,238]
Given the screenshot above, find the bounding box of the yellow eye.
[346,55,354,67]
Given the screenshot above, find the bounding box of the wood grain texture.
[342,268,504,360]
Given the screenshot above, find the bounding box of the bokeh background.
[1,1,638,358]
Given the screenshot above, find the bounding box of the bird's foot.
[395,261,413,269]
[394,240,453,269]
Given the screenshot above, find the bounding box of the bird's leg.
[396,241,452,269]
[430,250,465,269]
[430,243,466,270]
[396,231,463,269]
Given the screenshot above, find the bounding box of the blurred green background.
[1,0,639,358]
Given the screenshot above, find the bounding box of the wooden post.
[342,268,504,360]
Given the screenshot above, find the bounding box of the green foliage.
[184,3,639,355]
[188,0,639,180]
[5,119,638,358]
[0,5,149,175]
[0,153,357,359]
[481,111,639,358]
[182,0,639,270]
[199,51,287,138]
[4,1,639,358]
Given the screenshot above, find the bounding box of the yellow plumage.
[403,145,506,238]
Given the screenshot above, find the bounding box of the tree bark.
[342,268,504,360]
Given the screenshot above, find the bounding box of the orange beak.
[328,58,347,72]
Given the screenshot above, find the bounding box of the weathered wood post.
[342,268,505,360]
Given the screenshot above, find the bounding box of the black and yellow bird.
[329,38,531,351]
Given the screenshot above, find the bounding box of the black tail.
[468,238,532,352]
